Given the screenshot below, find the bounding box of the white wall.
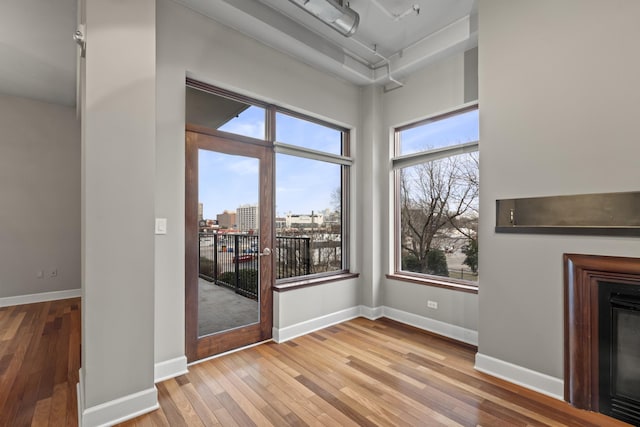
[0,94,80,300]
[380,52,479,337]
[80,0,157,423]
[273,278,360,341]
[479,0,640,383]
[155,0,361,368]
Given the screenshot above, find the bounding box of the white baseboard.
[272,305,477,347]
[0,289,81,307]
[78,377,158,427]
[273,306,361,343]
[155,356,188,383]
[77,371,84,427]
[475,353,564,400]
[382,306,478,346]
[359,305,384,320]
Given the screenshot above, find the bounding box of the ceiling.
[178,0,478,87]
[0,0,476,107]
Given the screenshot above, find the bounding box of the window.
[393,105,479,289]
[186,80,352,285]
[274,110,351,281]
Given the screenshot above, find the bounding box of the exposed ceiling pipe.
[347,39,404,89]
[348,38,391,65]
[370,0,420,22]
[288,0,359,37]
[383,62,404,92]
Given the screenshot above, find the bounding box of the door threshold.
[187,338,273,367]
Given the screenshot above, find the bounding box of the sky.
[400,109,479,155]
[199,107,341,219]
[198,106,478,221]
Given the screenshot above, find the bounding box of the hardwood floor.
[0,298,631,426]
[0,298,80,427]
[121,318,628,427]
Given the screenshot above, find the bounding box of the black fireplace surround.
[598,282,640,425]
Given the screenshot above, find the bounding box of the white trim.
[0,289,81,307]
[272,305,477,346]
[154,356,189,383]
[272,306,361,343]
[77,370,84,427]
[79,383,158,427]
[474,353,564,400]
[359,305,384,320]
[382,306,478,346]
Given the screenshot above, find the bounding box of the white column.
[357,85,384,308]
[79,0,157,425]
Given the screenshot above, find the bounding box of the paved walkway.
[198,278,259,337]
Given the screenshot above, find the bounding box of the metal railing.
[198,233,312,299]
[199,233,259,300]
[274,236,311,279]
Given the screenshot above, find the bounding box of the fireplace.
[564,254,640,425]
[598,282,640,424]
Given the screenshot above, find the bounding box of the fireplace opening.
[598,282,640,425]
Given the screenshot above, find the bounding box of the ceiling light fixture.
[288,0,360,37]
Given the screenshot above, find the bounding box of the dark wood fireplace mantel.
[564,253,640,411]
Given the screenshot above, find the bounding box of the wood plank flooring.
[0,298,80,427]
[121,318,629,427]
[0,298,631,426]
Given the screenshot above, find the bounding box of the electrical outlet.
[50,269,58,278]
[37,270,44,279]
[427,300,438,309]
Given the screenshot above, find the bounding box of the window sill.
[386,273,478,294]
[274,272,360,293]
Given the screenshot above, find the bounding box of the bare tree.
[400,152,478,274]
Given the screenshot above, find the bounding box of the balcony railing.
[274,236,311,279]
[199,233,312,299]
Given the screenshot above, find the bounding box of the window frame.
[273,108,354,286]
[390,103,479,293]
[185,79,357,290]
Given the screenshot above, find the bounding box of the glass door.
[185,129,273,362]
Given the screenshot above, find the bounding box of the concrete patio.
[198,278,259,336]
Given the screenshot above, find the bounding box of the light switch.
[155,218,167,235]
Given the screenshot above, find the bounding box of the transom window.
[393,105,479,289]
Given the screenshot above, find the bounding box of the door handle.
[259,247,272,256]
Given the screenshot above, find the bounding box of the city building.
[285,212,324,228]
[236,204,258,232]
[275,216,287,230]
[216,210,236,229]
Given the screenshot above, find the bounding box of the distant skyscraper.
[198,203,204,221]
[237,204,258,232]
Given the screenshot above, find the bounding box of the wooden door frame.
[185,125,274,362]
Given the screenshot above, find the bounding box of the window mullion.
[275,142,353,166]
[392,141,478,170]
